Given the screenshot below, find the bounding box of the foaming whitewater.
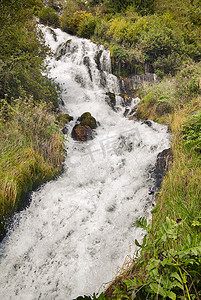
[0,26,170,300]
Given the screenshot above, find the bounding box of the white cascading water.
[0,26,170,300]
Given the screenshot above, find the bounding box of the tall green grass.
[0,96,65,239]
[136,62,201,123]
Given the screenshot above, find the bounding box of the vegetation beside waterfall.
[0,0,200,298]
[0,0,65,239]
[58,0,200,77]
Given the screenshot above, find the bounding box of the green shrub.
[111,45,128,60]
[60,0,87,34]
[0,54,59,108]
[77,15,97,38]
[94,20,111,43]
[175,63,201,103]
[106,17,130,43]
[38,7,60,27]
[61,10,91,35]
[104,0,155,15]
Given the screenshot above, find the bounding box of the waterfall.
[0,26,170,300]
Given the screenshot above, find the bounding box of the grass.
[136,62,201,124]
[0,96,65,239]
[149,99,201,254]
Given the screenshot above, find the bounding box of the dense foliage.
[60,0,200,76]
[0,0,65,239]
[0,0,59,105]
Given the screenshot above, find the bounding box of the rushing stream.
[0,26,170,299]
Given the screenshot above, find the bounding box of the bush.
[77,14,97,38]
[94,20,111,43]
[60,0,86,34]
[38,7,60,27]
[0,53,59,108]
[106,17,130,43]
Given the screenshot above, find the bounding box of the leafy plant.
[111,217,201,299]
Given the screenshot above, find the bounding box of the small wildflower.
[176,218,182,223]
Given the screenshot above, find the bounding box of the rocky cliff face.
[153,148,173,189]
[119,73,157,97]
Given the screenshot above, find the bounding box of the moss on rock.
[80,112,97,129]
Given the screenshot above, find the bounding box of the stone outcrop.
[154,148,173,188]
[105,92,116,111]
[79,112,97,129]
[71,124,93,141]
[71,112,97,141]
[120,73,157,97]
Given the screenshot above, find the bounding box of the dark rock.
[71,112,97,141]
[55,40,71,60]
[80,112,97,129]
[123,108,130,117]
[94,50,103,71]
[62,125,68,135]
[154,148,173,188]
[83,56,93,81]
[119,93,132,107]
[143,120,152,127]
[148,189,155,195]
[71,124,93,141]
[120,73,157,97]
[48,27,57,42]
[105,92,116,111]
[129,107,137,117]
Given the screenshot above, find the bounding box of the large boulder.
[71,112,97,141]
[71,124,93,141]
[80,112,97,129]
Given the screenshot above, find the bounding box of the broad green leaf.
[150,282,166,297]
[123,279,138,291]
[167,290,176,300]
[170,272,183,284]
